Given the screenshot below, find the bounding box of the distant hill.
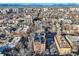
[0,3,79,8]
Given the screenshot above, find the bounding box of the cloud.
[0,0,79,3]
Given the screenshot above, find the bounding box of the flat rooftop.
[56,36,70,48]
[66,35,79,46]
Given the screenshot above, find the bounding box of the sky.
[0,0,79,3]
